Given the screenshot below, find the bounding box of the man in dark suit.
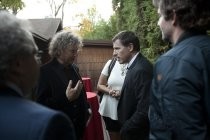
[35,30,90,140]
[113,31,153,140]
[0,11,76,140]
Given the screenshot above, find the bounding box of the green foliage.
[136,0,166,62]
[115,0,139,31]
[82,15,118,40]
[81,0,170,62]
[0,0,25,15]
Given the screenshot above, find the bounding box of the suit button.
[73,104,77,108]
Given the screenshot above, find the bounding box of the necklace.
[120,64,127,76]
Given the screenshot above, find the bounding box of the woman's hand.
[66,80,83,102]
[109,89,121,98]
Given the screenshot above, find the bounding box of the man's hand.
[66,80,83,102]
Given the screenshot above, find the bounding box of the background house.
[29,18,62,63]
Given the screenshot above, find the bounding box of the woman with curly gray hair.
[36,30,90,140]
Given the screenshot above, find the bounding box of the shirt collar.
[53,58,72,70]
[175,29,206,46]
[127,52,139,69]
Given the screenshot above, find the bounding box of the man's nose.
[113,50,118,56]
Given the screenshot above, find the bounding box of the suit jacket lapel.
[119,53,142,99]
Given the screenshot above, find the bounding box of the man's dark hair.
[154,0,210,30]
[112,30,140,51]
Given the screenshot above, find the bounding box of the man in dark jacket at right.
[149,0,210,139]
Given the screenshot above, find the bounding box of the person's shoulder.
[107,59,112,62]
[138,54,152,65]
[41,59,54,69]
[18,98,60,115]
[18,99,72,125]
[28,101,76,140]
[135,53,153,72]
[7,99,76,140]
[72,63,78,69]
[28,100,69,122]
[105,59,112,65]
[40,59,58,74]
[102,59,112,69]
[0,97,69,128]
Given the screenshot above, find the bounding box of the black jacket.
[149,32,210,140]
[117,53,153,140]
[0,87,76,140]
[36,58,89,140]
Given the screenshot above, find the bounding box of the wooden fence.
[76,40,113,91]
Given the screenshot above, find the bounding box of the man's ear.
[9,57,24,76]
[128,43,134,52]
[172,10,178,26]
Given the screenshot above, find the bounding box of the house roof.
[83,40,112,47]
[29,18,62,41]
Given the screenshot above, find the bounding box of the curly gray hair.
[48,30,83,57]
